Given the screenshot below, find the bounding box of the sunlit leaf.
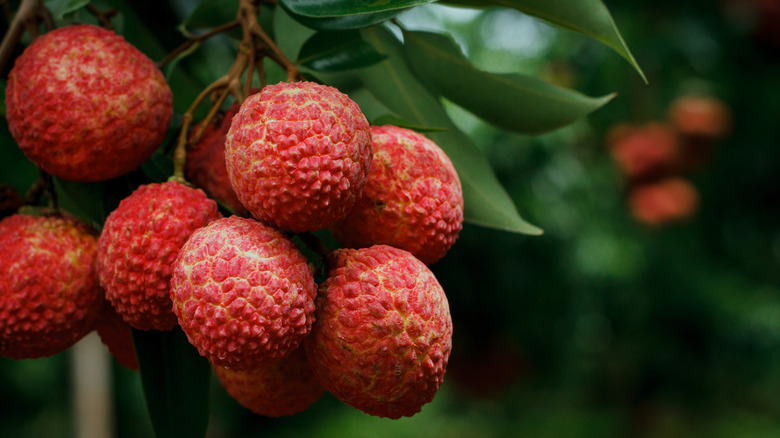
[403,30,614,134]
[298,31,386,72]
[445,0,646,82]
[357,26,542,235]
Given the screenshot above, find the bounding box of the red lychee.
[0,213,104,359]
[224,81,373,232]
[213,346,324,417]
[5,24,172,182]
[97,181,221,331]
[186,103,248,216]
[668,95,732,140]
[628,177,700,226]
[606,122,682,180]
[330,125,464,265]
[95,301,139,370]
[170,216,317,370]
[305,245,453,419]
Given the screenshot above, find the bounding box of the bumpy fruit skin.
[186,103,248,216]
[97,182,221,331]
[0,214,104,359]
[628,177,700,226]
[170,216,317,370]
[306,245,453,419]
[331,125,464,265]
[95,302,139,370]
[5,24,172,182]
[214,347,324,417]
[225,81,372,232]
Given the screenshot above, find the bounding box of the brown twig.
[85,5,118,30]
[156,19,240,69]
[170,0,302,182]
[0,0,46,72]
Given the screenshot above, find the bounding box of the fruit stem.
[170,0,301,182]
[24,169,57,210]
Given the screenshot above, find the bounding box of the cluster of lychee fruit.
[1,24,464,419]
[605,95,732,226]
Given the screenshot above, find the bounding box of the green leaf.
[282,8,409,31]
[53,178,107,226]
[402,30,614,134]
[280,0,436,17]
[180,0,239,33]
[357,26,542,235]
[446,0,646,82]
[44,0,89,19]
[297,31,386,72]
[371,114,448,132]
[133,328,211,438]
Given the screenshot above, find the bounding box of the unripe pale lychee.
[95,302,139,370]
[225,81,372,232]
[214,347,324,417]
[5,24,172,182]
[186,103,248,216]
[170,216,317,370]
[97,181,221,331]
[305,245,453,419]
[0,213,104,359]
[331,125,464,265]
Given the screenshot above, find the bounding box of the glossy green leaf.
[358,26,542,235]
[446,0,646,82]
[280,0,436,17]
[282,8,410,31]
[133,328,211,438]
[44,0,89,19]
[403,30,614,134]
[180,0,239,33]
[297,31,386,72]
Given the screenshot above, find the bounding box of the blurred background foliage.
[2,0,780,437]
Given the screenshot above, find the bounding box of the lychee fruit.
[213,346,324,417]
[186,103,249,216]
[305,245,453,419]
[606,122,682,181]
[170,216,317,370]
[330,125,464,265]
[0,213,104,359]
[628,177,700,226]
[97,181,221,331]
[668,95,732,140]
[225,81,373,232]
[95,301,139,370]
[5,24,173,182]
